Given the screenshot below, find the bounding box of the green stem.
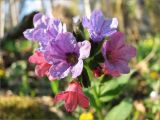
[97,110,103,120]
[93,85,103,120]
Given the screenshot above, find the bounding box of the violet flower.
[82,10,118,42]
[23,13,66,52]
[44,32,91,79]
[102,32,136,76]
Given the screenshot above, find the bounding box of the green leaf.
[104,99,133,120]
[50,80,59,94]
[83,28,90,39]
[100,79,119,95]
[84,88,100,110]
[84,65,94,81]
[101,72,132,95]
[99,71,134,102]
[99,85,124,102]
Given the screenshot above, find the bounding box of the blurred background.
[0,0,160,120]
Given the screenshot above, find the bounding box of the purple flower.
[23,13,66,51]
[44,32,91,79]
[102,32,136,76]
[82,10,118,42]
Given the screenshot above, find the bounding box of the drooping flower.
[82,10,118,42]
[44,32,91,79]
[54,81,89,112]
[102,32,136,76]
[29,51,56,81]
[23,13,66,52]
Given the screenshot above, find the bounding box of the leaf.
[104,99,133,120]
[99,71,134,102]
[83,28,90,39]
[84,65,94,81]
[50,80,59,94]
[99,83,126,102]
[100,72,132,95]
[100,79,119,95]
[84,88,100,110]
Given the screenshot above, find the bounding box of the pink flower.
[54,81,89,112]
[29,51,56,81]
[102,32,136,76]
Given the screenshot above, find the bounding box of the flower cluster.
[24,10,136,112]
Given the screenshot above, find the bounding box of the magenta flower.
[54,81,89,112]
[102,32,136,76]
[29,51,56,81]
[82,10,118,42]
[23,13,66,51]
[44,32,91,79]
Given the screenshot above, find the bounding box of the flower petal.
[82,16,90,28]
[23,29,36,41]
[28,51,46,64]
[35,63,51,77]
[33,29,52,47]
[71,60,83,78]
[33,13,44,28]
[104,60,116,71]
[78,41,91,59]
[114,60,130,74]
[49,62,71,79]
[78,94,89,109]
[54,92,68,103]
[108,32,125,51]
[115,45,137,62]
[44,43,66,64]
[33,13,51,28]
[110,18,118,29]
[65,92,78,112]
[55,33,77,53]
[102,18,118,37]
[90,10,105,32]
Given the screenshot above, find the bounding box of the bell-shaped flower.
[102,32,136,76]
[44,32,91,79]
[54,81,89,112]
[23,13,66,52]
[82,10,118,42]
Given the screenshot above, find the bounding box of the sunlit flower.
[44,32,91,79]
[54,81,89,112]
[23,13,66,52]
[29,51,56,81]
[79,112,94,120]
[102,32,136,76]
[82,10,118,42]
